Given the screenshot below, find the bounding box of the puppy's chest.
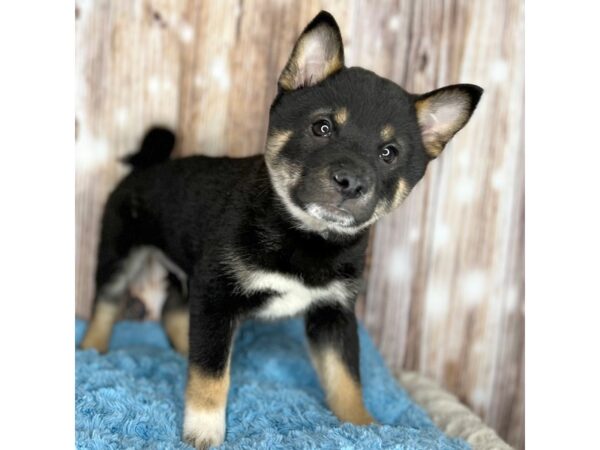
[232,264,357,320]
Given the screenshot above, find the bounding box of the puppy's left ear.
[415,84,483,158]
[278,11,344,91]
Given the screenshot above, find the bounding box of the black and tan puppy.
[81,11,482,449]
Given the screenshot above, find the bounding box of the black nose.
[332,170,366,199]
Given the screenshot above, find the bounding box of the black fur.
[82,10,482,447]
[96,153,369,372]
[305,304,362,381]
[122,126,175,169]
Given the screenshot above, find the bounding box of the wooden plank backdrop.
[75,1,524,448]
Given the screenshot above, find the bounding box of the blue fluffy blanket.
[76,319,469,449]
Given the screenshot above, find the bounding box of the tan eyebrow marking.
[381,124,395,141]
[333,107,348,125]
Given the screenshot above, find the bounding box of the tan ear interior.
[415,93,472,158]
[278,25,344,91]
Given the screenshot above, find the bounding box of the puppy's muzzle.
[332,170,366,199]
[329,161,374,201]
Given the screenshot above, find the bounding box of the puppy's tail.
[122,127,176,170]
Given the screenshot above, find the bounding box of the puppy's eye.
[312,119,332,137]
[379,145,398,164]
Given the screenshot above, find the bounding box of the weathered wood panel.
[354,2,524,449]
[75,1,524,448]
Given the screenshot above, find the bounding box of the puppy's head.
[266,11,482,236]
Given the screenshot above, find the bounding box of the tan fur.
[310,347,374,425]
[415,96,470,158]
[164,309,189,356]
[324,57,344,78]
[391,178,410,208]
[380,124,395,141]
[186,363,231,411]
[265,130,310,226]
[265,130,293,160]
[278,71,297,92]
[279,60,299,91]
[333,107,348,125]
[415,98,441,156]
[279,26,343,91]
[364,199,394,226]
[80,301,120,353]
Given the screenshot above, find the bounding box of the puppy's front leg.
[183,274,236,450]
[305,304,374,425]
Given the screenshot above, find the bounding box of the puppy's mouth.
[305,203,355,227]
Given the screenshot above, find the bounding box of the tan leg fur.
[310,347,374,424]
[80,301,120,353]
[163,308,189,356]
[183,363,231,449]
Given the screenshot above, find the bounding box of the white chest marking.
[238,270,353,320]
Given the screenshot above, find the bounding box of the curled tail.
[123,127,176,170]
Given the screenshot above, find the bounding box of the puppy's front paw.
[183,406,225,449]
[345,408,376,425]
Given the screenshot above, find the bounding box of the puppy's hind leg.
[81,247,159,352]
[162,273,189,356]
[80,204,145,353]
[79,258,130,354]
[80,301,121,353]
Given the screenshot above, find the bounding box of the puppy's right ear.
[278,11,344,91]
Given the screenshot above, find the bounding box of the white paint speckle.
[425,284,449,318]
[433,222,451,250]
[408,227,421,243]
[490,59,508,83]
[457,151,470,169]
[179,22,194,43]
[344,44,354,59]
[505,285,520,313]
[388,15,401,31]
[76,128,110,171]
[491,168,505,192]
[233,1,242,20]
[162,78,175,92]
[460,269,488,305]
[374,37,383,51]
[115,108,128,126]
[210,58,230,90]
[148,76,174,94]
[387,248,412,281]
[148,76,161,95]
[470,387,488,409]
[454,177,476,203]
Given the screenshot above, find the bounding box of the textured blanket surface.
[76,319,470,450]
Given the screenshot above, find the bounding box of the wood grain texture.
[352,4,524,450]
[75,1,524,448]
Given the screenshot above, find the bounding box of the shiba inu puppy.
[80,11,482,449]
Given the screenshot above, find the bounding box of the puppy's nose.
[332,170,366,199]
